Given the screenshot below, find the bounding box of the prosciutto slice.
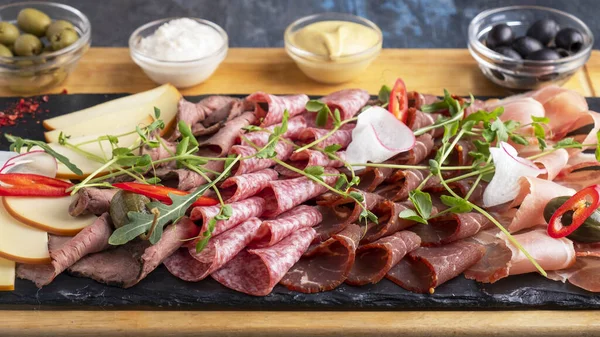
[164,217,262,282]
[230,142,294,175]
[374,169,427,201]
[574,242,600,257]
[169,96,238,141]
[542,90,589,139]
[319,89,370,126]
[387,240,485,294]
[219,168,278,202]
[555,162,600,191]
[409,213,494,246]
[190,196,265,236]
[239,116,307,147]
[346,231,421,286]
[280,224,361,293]
[247,92,309,127]
[275,149,345,177]
[251,205,322,248]
[547,257,600,292]
[68,188,117,216]
[212,227,316,296]
[297,127,354,150]
[197,111,257,157]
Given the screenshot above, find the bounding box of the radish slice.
[345,106,416,171]
[0,151,58,178]
[483,142,546,207]
[0,151,16,167]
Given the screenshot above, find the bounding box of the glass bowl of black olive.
[468,6,593,91]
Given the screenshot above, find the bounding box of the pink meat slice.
[164,217,262,282]
[346,231,421,286]
[219,168,278,202]
[229,142,294,175]
[247,92,309,127]
[297,127,354,150]
[280,224,362,293]
[574,242,600,257]
[212,226,316,296]
[197,111,257,157]
[69,188,117,216]
[546,257,600,292]
[259,168,339,218]
[275,150,346,177]
[532,148,569,180]
[387,240,485,294]
[251,205,323,248]
[409,213,494,246]
[542,90,589,140]
[169,96,239,141]
[319,89,370,126]
[239,115,307,147]
[190,196,265,237]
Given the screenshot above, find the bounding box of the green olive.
[13,34,42,56]
[46,20,74,39]
[0,44,13,57]
[109,190,150,229]
[0,22,19,46]
[17,8,51,37]
[50,29,79,51]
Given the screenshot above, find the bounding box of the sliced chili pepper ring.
[388,78,409,123]
[548,185,600,238]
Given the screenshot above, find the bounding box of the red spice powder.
[0,96,48,127]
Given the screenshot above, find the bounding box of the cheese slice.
[3,196,97,236]
[0,258,15,291]
[0,199,50,264]
[44,115,154,143]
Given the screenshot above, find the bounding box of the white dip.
[137,18,224,61]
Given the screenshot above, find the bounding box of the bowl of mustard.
[284,12,382,84]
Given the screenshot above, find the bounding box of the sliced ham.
[409,213,494,246]
[190,196,265,237]
[297,127,354,150]
[319,89,370,126]
[69,188,117,217]
[374,169,427,201]
[494,98,545,134]
[154,160,225,191]
[251,205,322,248]
[239,115,307,147]
[197,111,257,157]
[212,227,316,296]
[275,149,345,177]
[574,242,600,257]
[346,231,420,286]
[280,224,361,293]
[219,168,278,202]
[247,92,309,127]
[543,90,589,139]
[531,148,569,180]
[546,257,600,292]
[230,142,294,175]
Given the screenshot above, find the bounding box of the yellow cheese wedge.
[3,196,97,236]
[0,199,50,264]
[42,84,181,133]
[44,115,154,143]
[0,258,15,291]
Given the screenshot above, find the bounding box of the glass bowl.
[129,18,228,89]
[284,12,382,84]
[468,6,593,91]
[0,1,91,94]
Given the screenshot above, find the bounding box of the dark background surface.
[0,0,598,49]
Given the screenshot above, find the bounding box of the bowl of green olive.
[0,1,91,93]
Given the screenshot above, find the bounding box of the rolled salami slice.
[409,213,494,246]
[239,116,307,147]
[362,200,423,243]
[230,142,294,176]
[280,224,361,293]
[251,205,322,248]
[297,127,354,150]
[386,240,485,294]
[164,217,263,281]
[259,168,339,218]
[220,169,278,202]
[275,150,346,177]
[247,92,309,127]
[320,89,370,126]
[190,196,265,236]
[197,111,257,157]
[374,169,427,201]
[212,227,316,296]
[346,231,421,286]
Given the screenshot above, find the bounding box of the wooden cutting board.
[1,48,600,337]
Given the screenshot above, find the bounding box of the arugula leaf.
[440,195,473,213]
[6,135,83,176]
[442,121,459,143]
[305,100,325,112]
[554,138,582,149]
[398,209,428,224]
[378,85,391,104]
[315,105,330,127]
[461,120,476,132]
[409,190,432,219]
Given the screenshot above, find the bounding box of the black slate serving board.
[0,93,599,310]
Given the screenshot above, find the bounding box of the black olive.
[512,36,543,58]
[527,48,561,61]
[526,19,560,45]
[493,46,522,60]
[555,28,584,53]
[486,23,514,49]
[554,48,571,58]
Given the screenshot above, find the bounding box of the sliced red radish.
[0,152,16,167]
[0,151,58,178]
[483,142,546,207]
[345,106,415,171]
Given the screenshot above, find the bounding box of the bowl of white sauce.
[129,17,228,88]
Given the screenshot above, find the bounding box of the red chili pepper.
[112,182,218,207]
[389,78,409,123]
[548,185,600,238]
[0,173,72,197]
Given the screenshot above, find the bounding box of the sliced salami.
[230,142,294,175]
[190,196,265,237]
[212,227,316,296]
[220,168,278,202]
[251,205,323,248]
[346,231,421,286]
[374,169,427,201]
[247,92,309,127]
[409,213,494,246]
[297,127,354,150]
[275,150,345,177]
[280,224,361,293]
[259,168,339,218]
[386,240,485,294]
[239,116,307,147]
[320,89,370,126]
[197,111,257,157]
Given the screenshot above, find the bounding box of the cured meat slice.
[190,196,265,236]
[357,165,395,192]
[259,168,339,217]
[546,257,600,292]
[409,213,494,246]
[406,107,434,130]
[230,142,294,175]
[212,227,316,296]
[69,188,117,216]
[574,242,600,257]
[297,127,354,150]
[386,240,485,294]
[531,148,569,181]
[543,90,589,139]
[197,111,257,157]
[362,200,425,243]
[164,217,262,281]
[169,96,238,141]
[346,231,421,286]
[313,205,348,242]
[139,137,177,167]
[69,217,198,288]
[555,160,600,191]
[16,213,113,288]
[275,150,345,177]
[280,224,361,293]
[408,91,439,109]
[319,89,370,126]
[154,160,225,191]
[219,168,278,202]
[251,205,322,248]
[394,134,434,165]
[247,92,309,127]
[192,122,221,137]
[374,169,426,201]
[316,189,384,227]
[239,116,307,147]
